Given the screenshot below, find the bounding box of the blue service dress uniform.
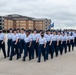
[70,35,74,51]
[44,33,53,59]
[16,33,21,57]
[0,33,6,58]
[9,33,19,60]
[30,33,38,59]
[7,33,13,57]
[51,34,58,57]
[49,34,54,59]
[57,35,63,55]
[38,36,46,62]
[44,33,48,60]
[66,35,71,52]
[61,35,67,53]
[23,35,32,61]
[73,32,76,46]
[20,33,25,57]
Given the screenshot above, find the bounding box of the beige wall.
[4,19,14,30]
[34,21,44,30]
[4,18,51,30]
[28,20,34,30]
[15,20,27,29]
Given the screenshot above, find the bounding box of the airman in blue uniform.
[19,28,25,58]
[7,28,13,57]
[37,32,46,63]
[31,29,38,59]
[61,32,67,53]
[66,33,71,52]
[73,31,76,46]
[0,28,6,58]
[9,29,19,60]
[51,31,58,57]
[70,32,74,51]
[57,31,63,55]
[23,30,32,61]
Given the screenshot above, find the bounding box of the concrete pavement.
[0,47,76,75]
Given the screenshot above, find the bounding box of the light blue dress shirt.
[0,33,5,40]
[61,35,67,41]
[12,34,19,41]
[7,33,13,39]
[20,33,26,40]
[51,35,57,41]
[23,35,32,43]
[38,36,47,44]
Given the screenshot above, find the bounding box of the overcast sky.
[0,0,76,29]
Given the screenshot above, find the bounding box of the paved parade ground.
[0,46,76,75]
[0,34,76,75]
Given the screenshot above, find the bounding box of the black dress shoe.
[46,58,48,60]
[51,57,53,59]
[36,56,38,58]
[44,59,46,62]
[22,59,25,61]
[9,59,12,61]
[29,58,31,61]
[19,56,21,58]
[4,56,6,58]
[16,58,19,60]
[31,57,34,59]
[37,61,40,63]
[56,55,58,57]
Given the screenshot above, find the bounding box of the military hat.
[41,31,44,35]
[9,28,13,30]
[13,29,17,31]
[17,28,20,30]
[21,28,25,30]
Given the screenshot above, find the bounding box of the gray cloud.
[0,0,76,29]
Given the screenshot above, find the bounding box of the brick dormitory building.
[0,14,51,31]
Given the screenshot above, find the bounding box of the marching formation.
[0,28,76,63]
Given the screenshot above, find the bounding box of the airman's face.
[10,30,12,33]
[14,31,16,34]
[26,32,29,36]
[21,30,24,33]
[34,31,36,34]
[53,32,56,35]
[17,30,19,33]
[48,31,50,34]
[58,32,60,35]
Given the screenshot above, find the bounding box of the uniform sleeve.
[3,34,6,39]
[23,34,25,40]
[7,33,9,38]
[50,36,52,42]
[11,34,13,40]
[36,34,38,39]
[19,34,21,39]
[16,35,19,39]
[44,38,47,43]
[66,37,68,40]
[73,36,74,39]
[61,35,63,40]
[56,35,58,40]
[29,36,32,41]
[37,34,40,39]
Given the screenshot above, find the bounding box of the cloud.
[0,0,76,29]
